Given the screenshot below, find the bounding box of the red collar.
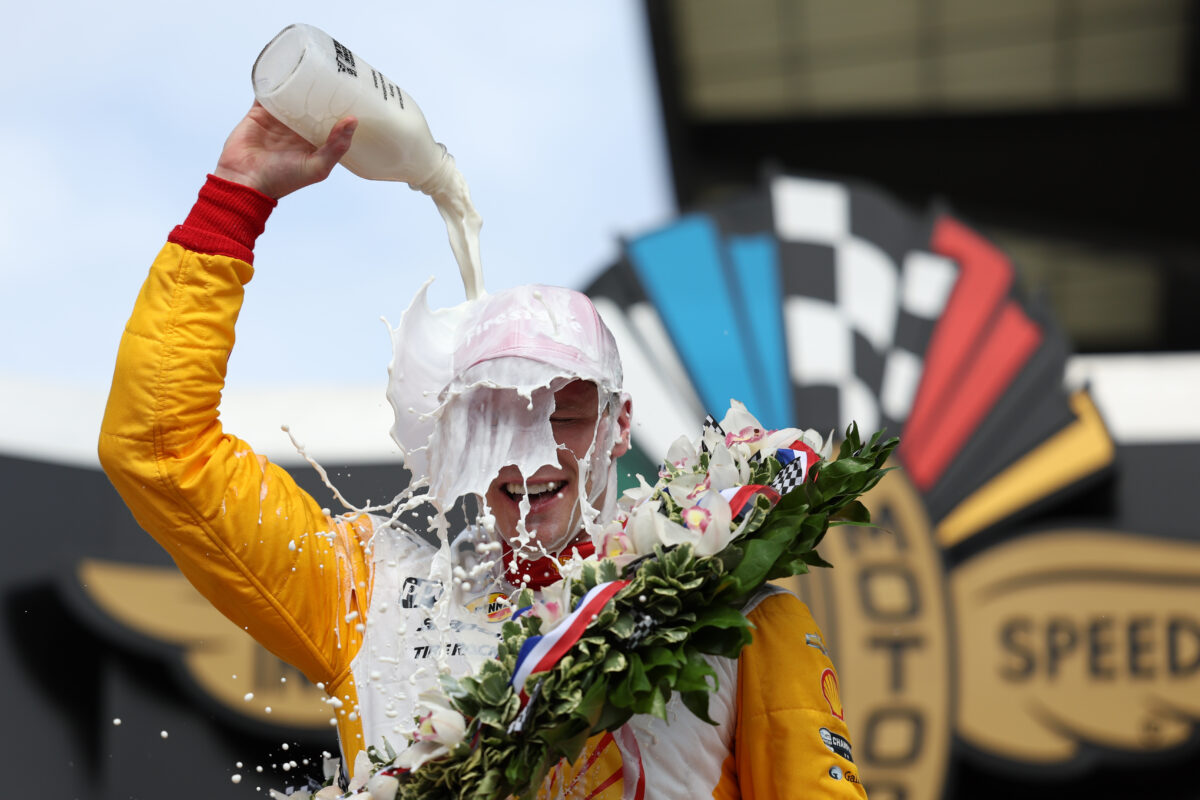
[500,536,596,590]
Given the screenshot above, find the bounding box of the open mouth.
[503,480,567,509]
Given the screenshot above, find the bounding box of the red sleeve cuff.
[167,175,278,265]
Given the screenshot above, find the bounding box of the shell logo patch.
[821,668,844,720]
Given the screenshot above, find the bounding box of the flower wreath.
[286,402,897,800]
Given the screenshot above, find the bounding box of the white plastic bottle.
[252,23,484,298]
[254,23,443,186]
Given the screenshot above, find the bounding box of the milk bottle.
[253,23,484,299]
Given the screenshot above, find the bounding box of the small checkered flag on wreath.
[770,455,809,495]
[700,414,725,453]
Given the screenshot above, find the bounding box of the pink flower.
[683,505,712,532]
[725,425,765,447]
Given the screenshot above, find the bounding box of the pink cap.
[449,284,623,393]
[387,282,624,482]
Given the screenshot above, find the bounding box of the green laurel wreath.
[358,423,897,800]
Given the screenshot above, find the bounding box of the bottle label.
[332,39,357,77]
[371,69,406,109]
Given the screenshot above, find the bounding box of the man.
[99,102,866,799]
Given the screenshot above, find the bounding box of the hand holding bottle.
[213,101,357,199]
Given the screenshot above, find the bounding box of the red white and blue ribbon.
[719,484,781,518]
[510,579,629,702]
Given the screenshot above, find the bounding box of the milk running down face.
[386,283,629,581]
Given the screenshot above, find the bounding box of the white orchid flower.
[705,443,744,489]
[628,500,694,555]
[594,519,639,570]
[719,400,763,440]
[685,490,734,556]
[663,472,710,508]
[619,473,658,508]
[390,690,470,772]
[395,739,447,772]
[414,692,468,747]
[529,578,574,631]
[759,427,804,456]
[665,434,699,471]
[349,750,373,792]
[366,771,401,800]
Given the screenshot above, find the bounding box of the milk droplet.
[160,730,169,739]
[112,718,121,726]
[231,775,242,784]
[244,692,255,702]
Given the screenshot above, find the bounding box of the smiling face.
[484,380,630,554]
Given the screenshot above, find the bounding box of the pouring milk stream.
[252,23,484,300]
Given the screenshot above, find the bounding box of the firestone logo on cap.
[461,307,585,346]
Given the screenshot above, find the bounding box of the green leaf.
[681,689,717,725]
[601,650,628,674]
[691,625,753,657]
[676,649,717,693]
[647,686,669,720]
[689,604,751,633]
[639,646,681,669]
[592,701,634,735]
[800,549,834,569]
[832,499,870,524]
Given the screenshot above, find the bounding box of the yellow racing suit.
[98,175,867,799]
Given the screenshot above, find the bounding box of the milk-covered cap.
[447,285,623,395]
[386,282,624,484]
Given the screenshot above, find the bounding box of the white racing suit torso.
[354,523,756,799]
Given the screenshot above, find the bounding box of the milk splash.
[382,280,628,659]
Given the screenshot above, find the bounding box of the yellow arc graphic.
[78,559,329,728]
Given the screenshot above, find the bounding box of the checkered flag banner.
[593,168,1109,531]
[769,175,959,437]
[770,453,809,495]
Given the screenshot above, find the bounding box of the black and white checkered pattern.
[627,609,658,650]
[770,175,960,436]
[700,413,725,453]
[770,457,808,495]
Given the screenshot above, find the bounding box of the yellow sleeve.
[97,240,370,687]
[721,591,868,799]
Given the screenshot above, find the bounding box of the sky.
[0,3,675,464]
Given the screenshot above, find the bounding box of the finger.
[322,117,358,160]
[308,116,358,177]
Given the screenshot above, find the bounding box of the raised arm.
[97,105,368,685]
